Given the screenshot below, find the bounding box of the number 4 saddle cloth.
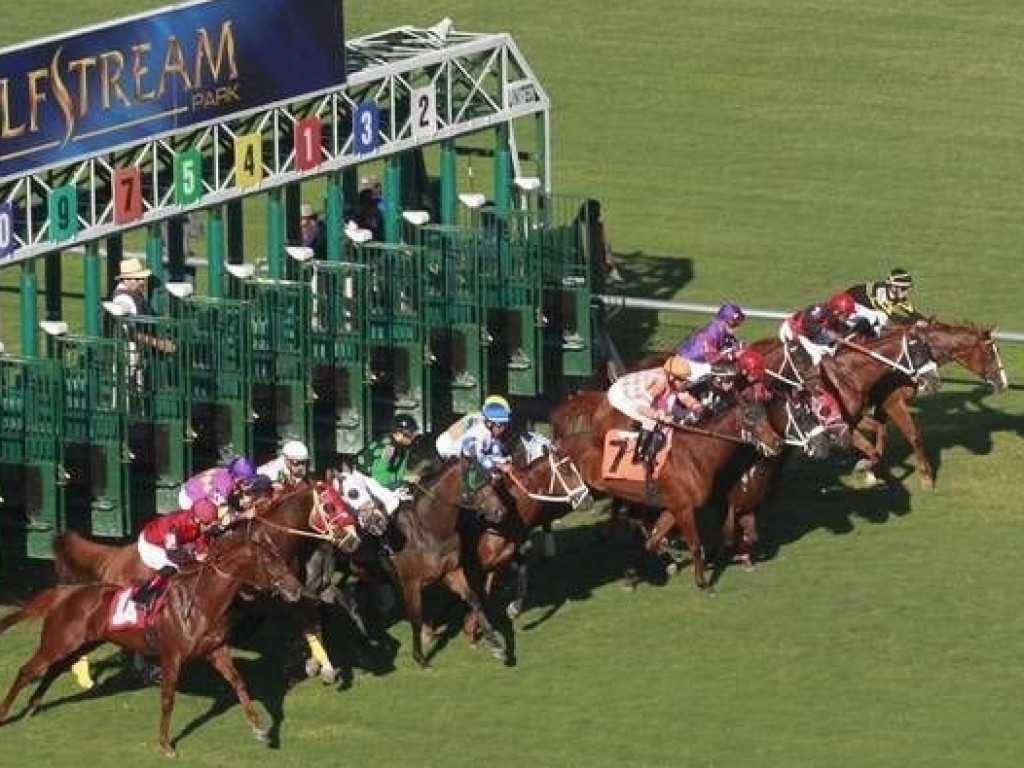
[107,584,166,632]
[600,429,673,483]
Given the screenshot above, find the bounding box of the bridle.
[504,447,591,509]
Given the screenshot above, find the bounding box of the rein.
[504,451,590,508]
[838,334,933,379]
[657,417,748,446]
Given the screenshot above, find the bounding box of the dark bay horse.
[550,390,782,590]
[389,459,510,667]
[0,527,302,758]
[853,320,1009,488]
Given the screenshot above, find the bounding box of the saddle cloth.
[600,429,672,482]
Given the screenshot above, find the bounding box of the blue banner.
[0,0,344,181]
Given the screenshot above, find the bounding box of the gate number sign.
[113,167,143,224]
[174,149,203,205]
[48,185,79,242]
[0,202,14,260]
[353,102,380,154]
[295,118,322,171]
[234,133,263,188]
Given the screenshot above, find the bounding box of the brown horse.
[853,320,1009,488]
[465,432,592,626]
[0,526,303,758]
[52,484,352,685]
[550,390,782,589]
[389,458,510,667]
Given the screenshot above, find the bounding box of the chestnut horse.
[550,390,782,590]
[389,458,510,667]
[463,432,592,628]
[52,484,352,685]
[853,320,1009,488]
[0,526,302,758]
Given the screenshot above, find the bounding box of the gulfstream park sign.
[0,0,345,182]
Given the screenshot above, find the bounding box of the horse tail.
[52,531,114,584]
[0,588,68,635]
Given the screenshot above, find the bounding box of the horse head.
[775,389,830,460]
[737,396,783,458]
[508,431,593,512]
[915,320,1009,393]
[208,528,304,603]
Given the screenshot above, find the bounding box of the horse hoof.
[665,562,679,577]
[506,602,521,620]
[921,477,935,492]
[253,726,270,743]
[304,658,321,679]
[319,667,338,685]
[739,555,755,572]
[159,743,177,759]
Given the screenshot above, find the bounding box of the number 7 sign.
[113,167,143,224]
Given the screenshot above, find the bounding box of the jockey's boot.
[460,462,482,506]
[633,428,651,465]
[133,565,176,611]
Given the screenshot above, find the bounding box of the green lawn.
[1,2,1023,767]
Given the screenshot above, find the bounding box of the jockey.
[675,302,746,364]
[361,413,421,490]
[607,355,705,467]
[435,394,511,461]
[450,398,514,510]
[133,498,220,610]
[257,440,310,490]
[780,292,856,386]
[845,267,926,334]
[221,474,274,526]
[334,464,407,539]
[177,455,256,514]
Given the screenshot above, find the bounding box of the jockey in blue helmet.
[675,302,746,365]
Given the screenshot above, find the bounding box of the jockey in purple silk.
[675,302,746,364]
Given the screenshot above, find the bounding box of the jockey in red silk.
[779,292,856,412]
[133,499,219,609]
[675,302,746,364]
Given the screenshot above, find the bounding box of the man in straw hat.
[109,257,175,353]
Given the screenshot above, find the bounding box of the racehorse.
[751,325,941,483]
[719,387,830,571]
[853,320,1009,488]
[51,483,353,686]
[389,458,510,667]
[456,432,591,637]
[550,390,783,590]
[0,526,302,758]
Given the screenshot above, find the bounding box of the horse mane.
[52,531,122,585]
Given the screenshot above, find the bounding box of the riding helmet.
[886,268,914,290]
[716,302,746,324]
[663,355,691,380]
[192,498,219,523]
[827,292,855,317]
[482,400,511,424]
[393,413,420,434]
[735,348,767,381]
[228,455,256,480]
[281,440,309,462]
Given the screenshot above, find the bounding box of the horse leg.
[735,511,758,571]
[0,651,52,723]
[442,568,507,663]
[882,392,934,490]
[206,644,268,743]
[673,507,708,591]
[395,571,428,668]
[508,554,529,620]
[26,643,100,717]
[157,653,182,758]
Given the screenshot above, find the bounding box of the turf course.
[1,2,1023,766]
